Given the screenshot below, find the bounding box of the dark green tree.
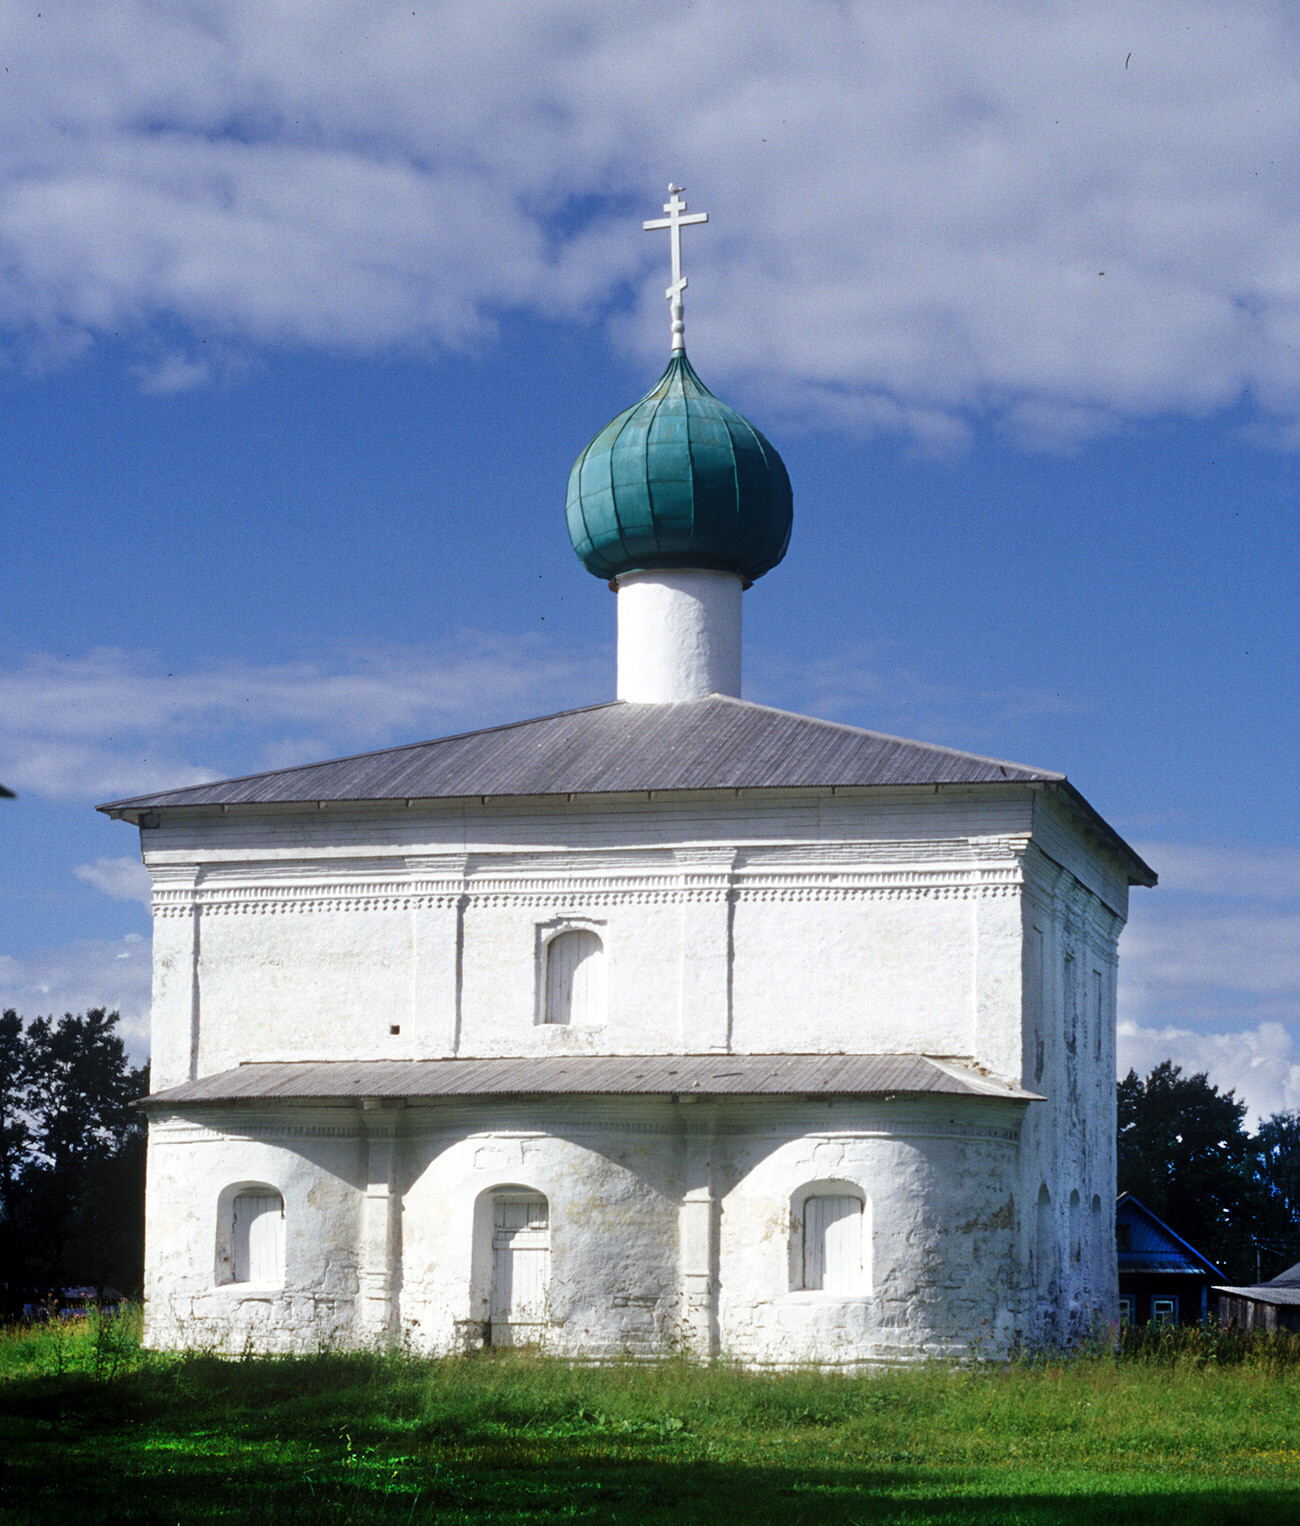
[1117,1060,1260,1283]
[17,1009,148,1293]
[1254,1110,1300,1280]
[0,1009,31,1294]
[23,1009,143,1175]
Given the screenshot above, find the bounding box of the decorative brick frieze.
[150,1116,364,1143]
[147,849,1030,917]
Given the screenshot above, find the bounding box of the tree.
[1254,1110,1300,1279]
[0,1008,147,1301]
[1117,1060,1261,1283]
[0,1010,31,1292]
[23,1009,145,1179]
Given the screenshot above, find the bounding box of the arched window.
[1035,1183,1054,1291]
[543,928,605,1027]
[799,1192,865,1293]
[231,1188,284,1285]
[1069,1188,1082,1264]
[490,1190,550,1345]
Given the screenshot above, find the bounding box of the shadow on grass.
[1,1351,1298,1524]
[1,1441,1295,1526]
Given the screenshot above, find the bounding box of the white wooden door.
[803,1195,862,1292]
[233,1191,284,1284]
[491,1195,550,1344]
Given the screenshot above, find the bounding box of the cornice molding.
[150,858,1027,916]
[148,1112,1021,1147]
[147,837,1038,917]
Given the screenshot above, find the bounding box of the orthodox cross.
[643,184,708,351]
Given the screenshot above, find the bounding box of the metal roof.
[1120,1256,1218,1275]
[101,695,1060,811]
[1115,1192,1225,1279]
[141,1053,1042,1107]
[1213,1285,1300,1308]
[1214,1256,1300,1305]
[97,696,1154,886]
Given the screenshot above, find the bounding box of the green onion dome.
[566,351,793,583]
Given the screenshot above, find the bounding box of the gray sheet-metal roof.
[1213,1285,1300,1307]
[1121,1256,1219,1275]
[141,1053,1042,1107]
[1214,1257,1300,1305]
[99,695,1156,887]
[100,697,1060,811]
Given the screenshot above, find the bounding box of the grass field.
[1,1316,1299,1523]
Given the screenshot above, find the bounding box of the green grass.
[1,1316,1299,1523]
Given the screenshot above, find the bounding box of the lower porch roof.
[142,1053,1041,1107]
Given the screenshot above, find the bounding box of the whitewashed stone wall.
[1016,802,1125,1343]
[138,782,1131,1359]
[144,1096,1034,1362]
[143,1111,365,1352]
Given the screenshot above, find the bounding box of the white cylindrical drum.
[615,568,743,703]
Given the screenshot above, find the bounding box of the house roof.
[1215,1256,1300,1307]
[1116,1192,1225,1279]
[97,696,1155,885]
[141,1052,1043,1108]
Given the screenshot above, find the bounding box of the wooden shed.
[1215,1260,1300,1333]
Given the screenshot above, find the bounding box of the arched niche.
[788,1178,871,1295]
[470,1183,552,1345]
[214,1181,285,1287]
[1035,1183,1054,1293]
[538,922,607,1027]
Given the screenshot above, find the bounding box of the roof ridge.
[97,699,624,809]
[696,693,1063,780]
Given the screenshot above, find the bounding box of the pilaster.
[358,1101,402,1341]
[675,849,735,1053]
[145,863,202,1088]
[678,1103,719,1358]
[407,855,468,1056]
[968,835,1032,1080]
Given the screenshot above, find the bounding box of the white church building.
[102,191,1154,1363]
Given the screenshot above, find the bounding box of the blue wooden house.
[1116,1192,1224,1326]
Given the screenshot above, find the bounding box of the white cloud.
[756,644,1078,745]
[73,857,152,905]
[1118,1019,1300,1127]
[0,636,605,802]
[1,2,1300,440]
[134,352,211,395]
[0,934,152,1058]
[1121,842,1300,1026]
[1133,841,1300,900]
[1122,904,1300,1012]
[1118,840,1300,1120]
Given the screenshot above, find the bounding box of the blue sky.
[1,1,1297,1120]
